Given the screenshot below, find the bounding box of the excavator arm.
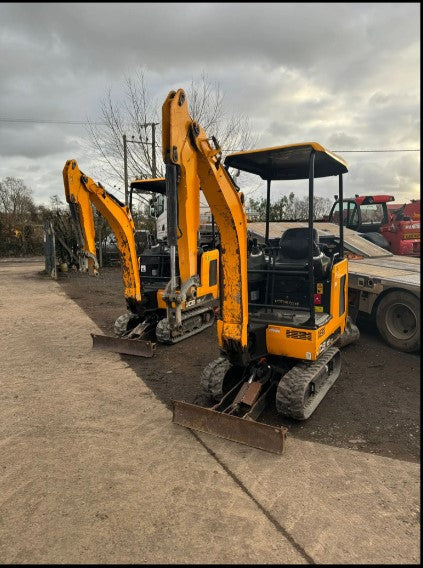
[161,89,249,359]
[62,160,142,314]
[162,92,201,283]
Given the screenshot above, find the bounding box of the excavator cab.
[224,143,349,362]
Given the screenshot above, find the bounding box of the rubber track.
[156,304,215,344]
[200,356,231,400]
[114,313,138,337]
[276,347,341,420]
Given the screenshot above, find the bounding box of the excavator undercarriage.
[173,345,344,454]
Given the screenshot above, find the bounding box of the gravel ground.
[57,265,420,463]
[0,258,419,564]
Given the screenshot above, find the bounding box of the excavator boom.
[162,90,287,452]
[63,160,142,309]
[162,90,248,358]
[63,160,156,357]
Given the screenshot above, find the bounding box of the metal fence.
[43,220,57,279]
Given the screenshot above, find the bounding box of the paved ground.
[0,259,420,564]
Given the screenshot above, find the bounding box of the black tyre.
[200,356,243,401]
[361,232,390,251]
[113,313,139,337]
[375,291,420,352]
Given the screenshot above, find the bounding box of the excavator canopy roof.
[225,142,348,180]
[130,178,166,194]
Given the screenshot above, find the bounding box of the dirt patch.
[55,266,420,463]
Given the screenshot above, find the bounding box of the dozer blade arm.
[63,160,142,312]
[173,400,287,454]
[91,334,156,357]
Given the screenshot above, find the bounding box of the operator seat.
[276,227,331,280]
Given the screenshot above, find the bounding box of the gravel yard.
[57,265,420,463]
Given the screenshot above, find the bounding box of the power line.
[333,149,420,153]
[0,118,420,153]
[0,118,107,125]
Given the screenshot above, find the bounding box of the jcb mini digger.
[62,161,219,357]
[163,89,360,454]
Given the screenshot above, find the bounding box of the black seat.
[276,227,331,279]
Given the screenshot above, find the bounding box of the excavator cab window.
[151,194,165,218]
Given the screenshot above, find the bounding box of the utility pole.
[123,133,128,206]
[139,122,159,178]
[150,122,158,178]
[123,122,159,212]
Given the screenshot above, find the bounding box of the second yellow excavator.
[62,158,220,357]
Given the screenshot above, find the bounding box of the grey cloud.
[0,124,82,158]
[0,2,419,204]
[326,133,360,149]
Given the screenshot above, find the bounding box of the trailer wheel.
[375,291,420,352]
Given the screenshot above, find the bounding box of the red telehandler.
[327,195,420,257]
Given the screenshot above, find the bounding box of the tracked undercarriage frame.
[91,297,218,357]
[156,303,216,343]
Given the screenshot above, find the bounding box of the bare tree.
[248,193,332,221]
[0,177,35,222]
[84,70,256,206]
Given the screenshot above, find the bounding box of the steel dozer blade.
[172,400,287,454]
[91,333,156,357]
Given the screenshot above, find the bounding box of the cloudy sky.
[0,2,420,208]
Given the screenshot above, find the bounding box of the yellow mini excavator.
[161,89,359,454]
[62,159,220,357]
